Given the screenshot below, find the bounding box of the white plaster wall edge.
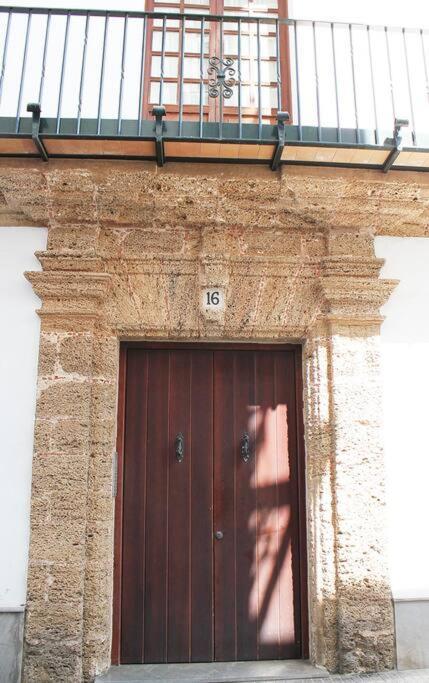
[0,227,47,610]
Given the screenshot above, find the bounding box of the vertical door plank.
[144,350,170,663]
[214,351,237,661]
[121,349,148,663]
[254,351,281,660]
[234,352,258,661]
[168,351,192,662]
[190,351,214,661]
[275,351,301,658]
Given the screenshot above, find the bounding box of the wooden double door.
[115,345,306,664]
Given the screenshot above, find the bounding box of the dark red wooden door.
[119,347,303,664]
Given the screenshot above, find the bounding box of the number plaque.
[202,288,225,312]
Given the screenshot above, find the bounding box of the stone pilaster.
[305,247,398,673]
[22,267,113,683]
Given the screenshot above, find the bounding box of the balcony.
[0,5,428,171]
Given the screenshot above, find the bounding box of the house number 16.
[206,291,220,306]
[202,288,224,312]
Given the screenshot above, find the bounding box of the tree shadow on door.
[228,400,302,661]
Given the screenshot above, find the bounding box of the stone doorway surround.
[2,160,429,682]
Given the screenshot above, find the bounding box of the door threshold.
[95,660,328,683]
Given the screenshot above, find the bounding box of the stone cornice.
[25,271,112,328]
[36,251,103,273]
[318,275,398,323]
[26,271,111,300]
[321,256,385,278]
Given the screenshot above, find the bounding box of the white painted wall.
[376,237,429,601]
[288,0,429,27]
[0,228,47,611]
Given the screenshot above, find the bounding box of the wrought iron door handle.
[241,431,251,463]
[175,432,184,462]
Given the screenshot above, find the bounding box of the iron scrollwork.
[207,56,236,100]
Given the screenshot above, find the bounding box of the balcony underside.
[1,118,429,171]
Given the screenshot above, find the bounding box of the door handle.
[175,432,184,463]
[240,431,252,463]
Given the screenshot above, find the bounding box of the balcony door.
[143,0,290,124]
[118,345,305,664]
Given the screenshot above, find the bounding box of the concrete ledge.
[394,599,429,670]
[0,611,24,683]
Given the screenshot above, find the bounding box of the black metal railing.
[0,6,428,149]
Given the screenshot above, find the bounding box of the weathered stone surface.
[8,159,414,681]
[0,160,428,234]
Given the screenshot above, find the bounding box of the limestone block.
[327,230,375,257]
[148,170,218,198]
[31,454,89,501]
[220,199,286,228]
[47,224,99,253]
[59,333,93,375]
[154,196,218,225]
[218,176,280,202]
[23,644,82,683]
[27,563,85,606]
[46,170,97,224]
[0,169,49,223]
[38,334,58,376]
[87,449,115,495]
[30,520,86,564]
[39,419,89,455]
[121,227,190,257]
[37,380,91,420]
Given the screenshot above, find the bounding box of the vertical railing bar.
[421,29,429,104]
[0,11,12,111]
[97,12,109,136]
[219,18,224,140]
[38,11,51,107]
[77,12,89,134]
[138,16,148,136]
[117,13,128,135]
[15,10,32,133]
[238,17,242,139]
[402,27,416,145]
[294,21,302,141]
[275,17,281,114]
[330,22,341,142]
[349,23,360,144]
[385,26,397,123]
[312,20,321,142]
[257,19,262,140]
[178,14,185,136]
[198,16,204,139]
[159,14,166,106]
[55,11,70,135]
[367,24,379,145]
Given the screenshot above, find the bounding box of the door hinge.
[112,451,118,498]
